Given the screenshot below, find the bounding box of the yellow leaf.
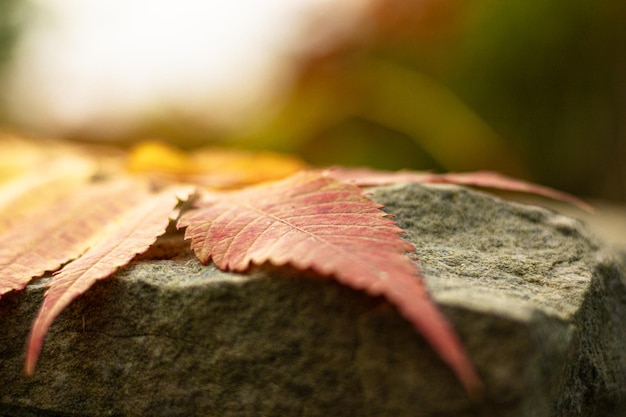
[0,134,100,232]
[0,133,86,182]
[127,141,306,188]
[126,141,191,174]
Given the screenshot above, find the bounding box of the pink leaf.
[0,180,150,299]
[178,171,482,395]
[25,185,193,375]
[320,167,593,212]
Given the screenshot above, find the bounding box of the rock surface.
[0,183,625,417]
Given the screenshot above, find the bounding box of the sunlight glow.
[4,0,368,138]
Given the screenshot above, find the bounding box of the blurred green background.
[0,0,19,73]
[0,0,624,201]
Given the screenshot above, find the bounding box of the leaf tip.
[466,376,485,402]
[24,303,59,376]
[24,330,43,376]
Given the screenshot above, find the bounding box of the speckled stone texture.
[0,183,624,417]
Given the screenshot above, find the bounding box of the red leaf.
[320,167,593,212]
[178,171,481,395]
[25,185,193,375]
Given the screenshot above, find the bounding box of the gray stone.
[0,183,624,417]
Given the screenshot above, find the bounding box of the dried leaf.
[0,180,144,298]
[0,134,133,236]
[0,133,102,183]
[318,166,434,186]
[426,171,594,212]
[320,166,593,212]
[127,141,306,188]
[0,133,66,181]
[178,171,481,395]
[25,185,193,374]
[0,157,97,233]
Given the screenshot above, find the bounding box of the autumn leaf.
[0,133,87,181]
[319,166,594,212]
[1,137,594,397]
[178,171,482,395]
[127,141,306,188]
[0,179,161,299]
[0,156,97,233]
[0,136,194,373]
[25,184,193,374]
[0,133,99,230]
